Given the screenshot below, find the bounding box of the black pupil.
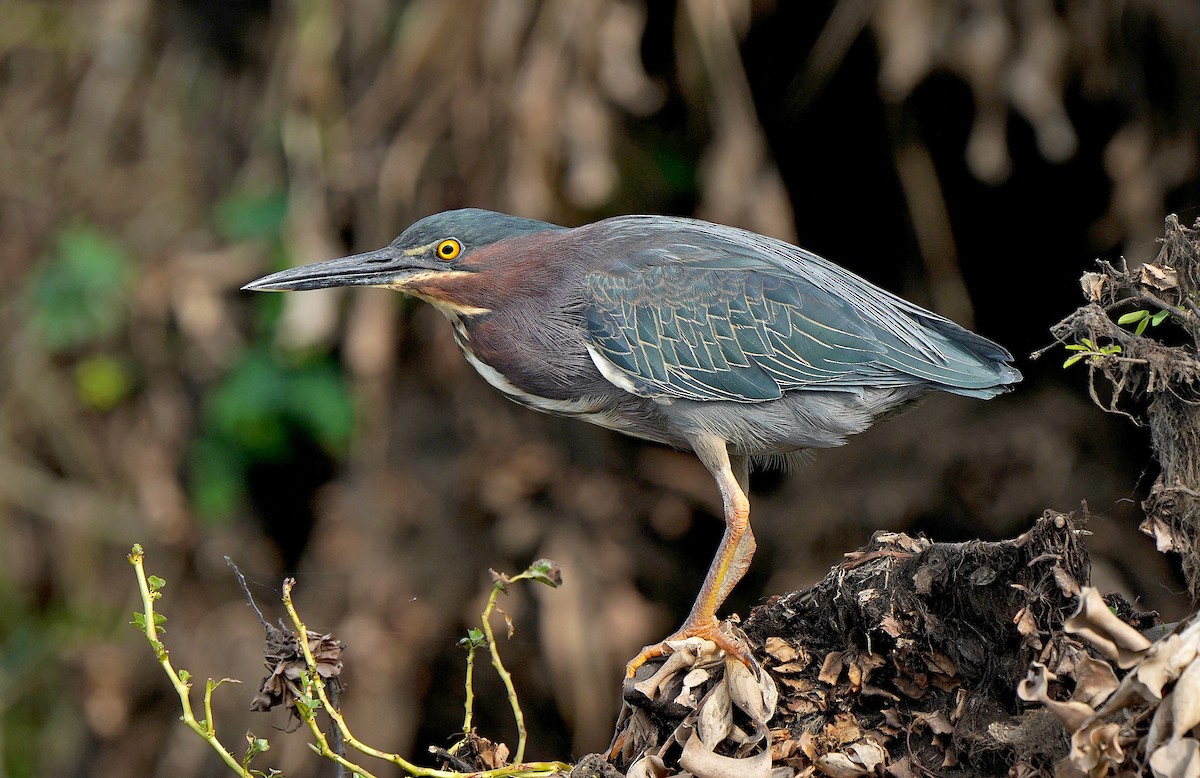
[442,243,453,255]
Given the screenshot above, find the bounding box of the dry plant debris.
[250,620,345,718]
[1043,216,1200,594]
[1017,588,1200,777]
[604,512,1108,777]
[609,629,779,778]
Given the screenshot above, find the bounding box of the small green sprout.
[1063,337,1122,368]
[1117,308,1170,335]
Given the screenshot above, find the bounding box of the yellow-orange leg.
[627,435,756,677]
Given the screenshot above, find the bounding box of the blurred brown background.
[3,1,1200,775]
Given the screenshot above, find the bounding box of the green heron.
[244,209,1020,674]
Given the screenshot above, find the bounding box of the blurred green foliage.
[0,575,122,778]
[74,354,134,411]
[26,225,134,353]
[189,346,355,521]
[191,184,356,521]
[214,189,289,243]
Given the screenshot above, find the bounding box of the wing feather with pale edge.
[582,238,1016,403]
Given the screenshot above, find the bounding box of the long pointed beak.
[242,246,419,292]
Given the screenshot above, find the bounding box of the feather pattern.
[580,217,1020,404]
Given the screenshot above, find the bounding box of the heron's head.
[242,209,562,293]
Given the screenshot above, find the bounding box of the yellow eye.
[436,238,462,261]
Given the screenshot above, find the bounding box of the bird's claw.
[625,619,756,678]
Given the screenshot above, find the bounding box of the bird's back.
[579,216,1020,408]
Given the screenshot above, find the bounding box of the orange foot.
[625,617,755,678]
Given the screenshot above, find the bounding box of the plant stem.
[281,578,567,778]
[479,584,528,764]
[128,545,251,777]
[450,638,479,754]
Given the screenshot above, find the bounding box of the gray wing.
[582,237,1019,404]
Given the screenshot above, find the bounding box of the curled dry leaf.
[1093,619,1200,723]
[1142,516,1191,554]
[1140,263,1180,292]
[1064,588,1151,669]
[633,637,719,700]
[764,637,798,663]
[813,751,869,778]
[1017,662,1096,731]
[680,732,772,778]
[697,678,733,747]
[1169,654,1200,741]
[1070,651,1121,708]
[1068,721,1125,776]
[627,753,672,778]
[251,622,345,713]
[1080,272,1108,303]
[617,622,777,778]
[1150,738,1200,778]
[726,656,779,728]
[678,667,713,708]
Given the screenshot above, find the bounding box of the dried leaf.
[680,732,772,778]
[925,652,957,677]
[1136,630,1200,700]
[1015,607,1039,639]
[626,753,672,778]
[1149,738,1200,778]
[951,689,970,723]
[1170,654,1200,740]
[893,676,927,699]
[1017,662,1095,731]
[814,752,869,777]
[1052,566,1081,598]
[726,656,779,725]
[1142,516,1191,553]
[818,652,844,685]
[698,679,733,747]
[1069,722,1125,775]
[912,566,935,595]
[914,711,954,735]
[1064,587,1151,668]
[251,623,345,714]
[1080,272,1107,302]
[849,741,887,772]
[826,714,862,745]
[765,637,798,663]
[497,605,515,639]
[878,615,903,637]
[683,667,712,691]
[1070,652,1120,708]
[846,659,862,690]
[1140,263,1179,291]
[632,637,715,699]
[886,755,916,778]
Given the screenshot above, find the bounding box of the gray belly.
[452,320,926,455]
[660,384,930,456]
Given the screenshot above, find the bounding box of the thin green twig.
[281,576,569,778]
[449,628,482,754]
[133,544,567,778]
[479,583,528,764]
[128,545,253,777]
